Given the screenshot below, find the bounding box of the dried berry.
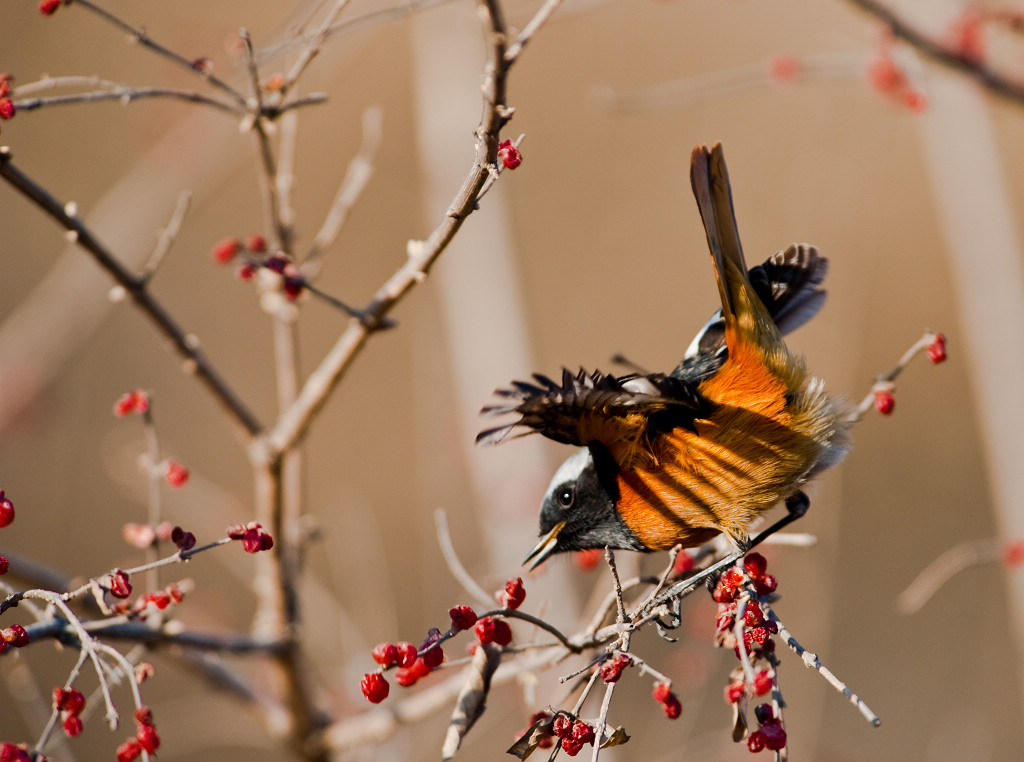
[449,606,477,632]
[360,672,390,703]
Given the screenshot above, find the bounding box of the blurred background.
[1,0,1022,759]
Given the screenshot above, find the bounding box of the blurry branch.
[261,0,564,458]
[844,0,1024,107]
[0,149,264,438]
[13,82,241,115]
[896,538,1002,614]
[74,0,248,108]
[140,190,191,283]
[303,106,384,278]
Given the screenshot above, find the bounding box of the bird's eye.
[557,486,575,509]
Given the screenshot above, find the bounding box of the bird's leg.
[641,491,811,616]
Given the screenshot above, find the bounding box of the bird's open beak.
[522,521,566,570]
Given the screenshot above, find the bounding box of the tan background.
[1,0,1022,759]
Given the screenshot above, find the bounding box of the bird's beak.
[522,521,566,570]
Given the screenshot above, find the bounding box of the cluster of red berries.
[115,705,160,762]
[362,629,447,700]
[713,554,779,659]
[227,522,274,553]
[497,140,522,170]
[0,490,14,529]
[113,389,149,417]
[746,703,787,753]
[550,714,595,757]
[211,235,308,302]
[361,577,530,703]
[652,682,682,719]
[866,41,927,113]
[0,742,45,761]
[53,687,86,738]
[107,570,186,617]
[0,74,14,137]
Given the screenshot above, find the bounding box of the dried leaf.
[505,715,555,760]
[600,725,630,748]
[442,643,501,760]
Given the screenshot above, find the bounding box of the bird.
[477,143,850,569]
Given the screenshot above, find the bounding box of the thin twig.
[764,605,881,727]
[847,331,940,422]
[0,150,264,437]
[140,190,191,283]
[14,87,241,115]
[896,538,1001,614]
[433,509,494,609]
[74,0,247,108]
[303,106,384,277]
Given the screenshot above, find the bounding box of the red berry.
[116,740,142,762]
[497,139,522,170]
[246,234,267,253]
[395,641,417,668]
[927,333,947,363]
[0,491,15,528]
[62,714,83,738]
[360,672,390,703]
[136,724,160,753]
[134,705,154,727]
[743,605,764,628]
[0,99,14,120]
[747,730,765,753]
[372,642,399,668]
[902,89,928,114]
[600,653,631,683]
[574,549,602,570]
[2,624,29,648]
[211,237,242,264]
[148,591,171,610]
[503,577,526,609]
[570,720,596,745]
[673,552,695,575]
[661,692,682,719]
[237,262,258,281]
[948,9,986,63]
[113,390,149,417]
[449,606,477,632]
[874,388,895,415]
[171,526,196,551]
[56,687,85,715]
[0,556,8,575]
[759,721,787,751]
[165,460,189,487]
[560,736,584,756]
[743,552,768,578]
[753,670,773,696]
[491,618,512,646]
[552,714,572,738]
[420,644,444,670]
[725,679,745,704]
[393,666,419,687]
[282,271,305,301]
[110,570,132,600]
[652,682,672,704]
[474,617,497,645]
[867,51,904,95]
[752,574,777,595]
[766,54,800,84]
[1003,540,1024,568]
[753,702,775,724]
[39,0,62,16]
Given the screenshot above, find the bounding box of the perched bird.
[477,143,850,568]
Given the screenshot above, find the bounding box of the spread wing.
[673,243,827,382]
[476,368,711,467]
